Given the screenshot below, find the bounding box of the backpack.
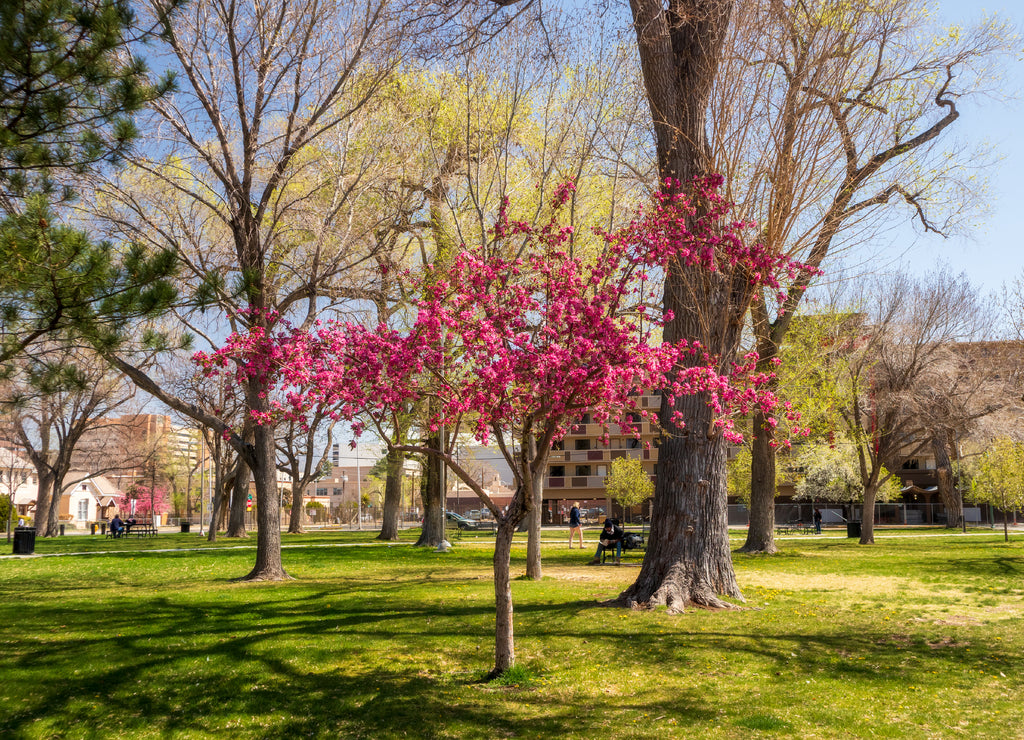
[623,532,644,550]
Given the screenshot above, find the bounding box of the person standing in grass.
[569,502,583,549]
[814,508,823,534]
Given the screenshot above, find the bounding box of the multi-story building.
[542,393,661,525]
[74,414,201,490]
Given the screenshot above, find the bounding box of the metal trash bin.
[59,524,65,536]
[846,521,862,538]
[180,522,190,533]
[13,527,36,555]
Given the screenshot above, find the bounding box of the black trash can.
[13,527,36,555]
[58,524,65,536]
[90,523,96,535]
[180,521,190,533]
[846,521,861,538]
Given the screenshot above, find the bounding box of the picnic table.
[106,520,158,539]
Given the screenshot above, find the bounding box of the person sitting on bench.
[588,518,624,565]
[110,514,124,538]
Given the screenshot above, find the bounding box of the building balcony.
[549,448,656,464]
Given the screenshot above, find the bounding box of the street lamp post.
[356,445,362,531]
[341,472,348,528]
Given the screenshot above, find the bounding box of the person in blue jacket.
[568,502,583,549]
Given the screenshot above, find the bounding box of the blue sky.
[901,0,1024,296]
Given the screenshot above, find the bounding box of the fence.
[727,502,1019,528]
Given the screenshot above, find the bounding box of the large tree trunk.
[619,393,742,611]
[287,478,305,534]
[739,408,778,553]
[240,423,290,581]
[619,0,743,610]
[414,433,446,547]
[33,469,54,537]
[46,476,64,536]
[377,448,404,541]
[206,437,225,542]
[932,436,962,529]
[859,485,877,544]
[226,460,249,538]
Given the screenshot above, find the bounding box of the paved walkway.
[2,526,1020,560]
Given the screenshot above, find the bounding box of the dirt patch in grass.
[740,571,904,595]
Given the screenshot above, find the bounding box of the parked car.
[446,511,487,530]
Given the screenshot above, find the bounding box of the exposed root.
[736,542,778,555]
[615,561,745,613]
[234,568,294,582]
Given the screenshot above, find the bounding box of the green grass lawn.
[1,528,1022,739]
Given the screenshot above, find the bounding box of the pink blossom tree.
[123,484,170,519]
[198,179,802,677]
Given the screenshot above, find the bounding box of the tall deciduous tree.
[618,0,766,612]
[1,346,147,536]
[814,269,1003,543]
[92,0,479,580]
[967,437,1024,542]
[707,0,1015,553]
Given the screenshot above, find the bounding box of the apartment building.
[542,392,661,525]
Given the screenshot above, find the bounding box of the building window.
[578,413,592,425]
[551,440,564,451]
[902,459,920,470]
[574,439,592,451]
[77,499,89,520]
[596,465,607,476]
[550,466,565,477]
[575,465,592,477]
[333,488,342,496]
[316,487,327,496]
[627,437,640,449]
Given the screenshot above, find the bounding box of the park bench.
[601,530,646,563]
[106,521,158,539]
[775,521,819,535]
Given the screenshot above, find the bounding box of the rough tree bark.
[240,423,289,581]
[287,478,306,534]
[226,459,250,538]
[860,483,878,545]
[620,376,743,611]
[932,435,963,529]
[32,469,55,537]
[619,0,745,610]
[377,448,405,541]
[414,432,446,547]
[740,407,778,553]
[206,444,231,543]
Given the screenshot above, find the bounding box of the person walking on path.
[568,502,583,549]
